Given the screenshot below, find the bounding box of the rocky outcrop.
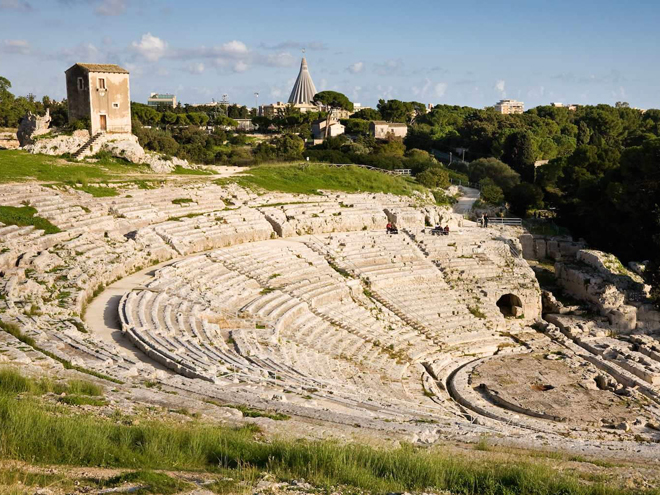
[554,249,659,333]
[24,130,90,155]
[0,131,19,150]
[23,131,193,173]
[17,109,52,146]
[519,233,586,261]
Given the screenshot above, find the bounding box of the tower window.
[112,102,119,109]
[98,78,106,90]
[77,77,84,91]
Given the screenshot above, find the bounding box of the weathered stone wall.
[65,65,91,124]
[88,72,131,135]
[519,233,586,261]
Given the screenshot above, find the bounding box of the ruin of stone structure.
[0,179,659,459]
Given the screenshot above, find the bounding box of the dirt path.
[453,186,480,215]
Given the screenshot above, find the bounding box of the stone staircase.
[73,132,103,159]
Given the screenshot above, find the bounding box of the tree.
[377,99,415,123]
[312,91,353,138]
[508,183,544,216]
[502,131,536,181]
[417,166,450,189]
[351,108,381,121]
[479,178,505,205]
[468,158,520,193]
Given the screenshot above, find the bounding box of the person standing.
[484,214,489,228]
[480,214,485,228]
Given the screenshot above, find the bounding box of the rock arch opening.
[497,293,523,317]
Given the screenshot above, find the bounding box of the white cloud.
[186,62,205,74]
[346,61,364,74]
[2,39,30,54]
[57,42,99,62]
[494,79,506,97]
[260,41,327,51]
[374,59,404,76]
[96,0,125,15]
[261,51,295,68]
[434,82,448,98]
[131,33,167,62]
[233,61,249,73]
[220,40,248,56]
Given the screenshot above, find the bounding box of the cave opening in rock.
[497,293,523,317]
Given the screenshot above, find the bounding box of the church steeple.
[288,56,317,105]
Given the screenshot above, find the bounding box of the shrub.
[417,166,450,188]
[479,178,505,205]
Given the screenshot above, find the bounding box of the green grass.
[219,163,426,196]
[74,185,119,197]
[220,403,290,421]
[0,367,102,398]
[0,369,649,495]
[173,165,213,175]
[0,150,150,183]
[171,197,193,204]
[58,395,108,406]
[0,205,61,234]
[98,471,191,494]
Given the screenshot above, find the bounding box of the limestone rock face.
[17,109,51,146]
[0,131,19,150]
[23,131,193,173]
[24,130,90,155]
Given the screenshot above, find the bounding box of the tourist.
[480,214,485,228]
[484,214,489,228]
[444,225,450,235]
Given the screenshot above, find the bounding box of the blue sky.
[1,0,659,109]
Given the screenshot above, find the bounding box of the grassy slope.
[0,205,61,234]
[225,163,426,196]
[0,149,151,183]
[0,369,651,495]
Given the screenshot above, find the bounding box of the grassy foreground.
[0,368,653,494]
[223,163,426,196]
[0,149,151,183]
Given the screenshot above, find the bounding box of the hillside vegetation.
[222,163,427,196]
[0,149,151,183]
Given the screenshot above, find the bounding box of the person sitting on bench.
[386,222,398,234]
[443,225,450,235]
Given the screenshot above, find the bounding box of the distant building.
[312,119,345,140]
[370,121,408,139]
[550,102,578,111]
[65,63,131,135]
[235,119,255,132]
[148,93,177,108]
[494,99,524,114]
[261,57,322,117]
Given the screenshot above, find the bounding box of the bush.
[479,178,505,205]
[417,167,450,188]
[469,157,520,192]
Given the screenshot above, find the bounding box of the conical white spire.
[288,57,317,105]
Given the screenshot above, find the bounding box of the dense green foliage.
[0,77,68,128]
[0,368,651,495]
